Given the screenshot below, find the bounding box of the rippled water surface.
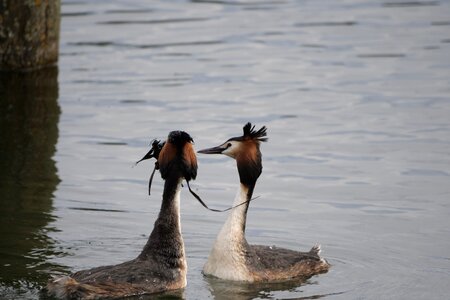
[1,0,450,299]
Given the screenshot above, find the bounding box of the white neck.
[203,183,253,281]
[173,183,182,235]
[221,183,249,238]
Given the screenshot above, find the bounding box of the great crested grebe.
[47,131,197,299]
[198,123,330,282]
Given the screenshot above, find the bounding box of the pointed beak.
[135,148,154,165]
[197,145,226,155]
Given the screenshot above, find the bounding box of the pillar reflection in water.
[0,67,66,295]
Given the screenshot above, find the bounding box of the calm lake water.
[1,0,450,299]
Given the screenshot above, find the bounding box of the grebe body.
[199,123,329,282]
[47,131,197,299]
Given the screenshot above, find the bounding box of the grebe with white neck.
[46,131,197,299]
[198,123,329,282]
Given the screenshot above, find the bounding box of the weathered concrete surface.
[0,0,60,70]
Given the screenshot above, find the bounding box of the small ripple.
[68,207,127,213]
[431,21,450,26]
[279,114,298,119]
[154,52,191,57]
[72,67,91,71]
[61,198,110,206]
[423,45,440,50]
[119,99,147,104]
[311,152,382,162]
[295,21,357,27]
[135,40,224,48]
[268,155,326,164]
[104,9,154,14]
[96,141,128,146]
[61,12,95,17]
[60,52,85,56]
[118,99,168,107]
[72,79,126,85]
[262,31,284,36]
[291,291,348,299]
[357,53,406,58]
[98,17,210,25]
[302,43,327,48]
[319,129,412,139]
[69,40,223,49]
[413,126,450,134]
[402,169,450,177]
[243,6,279,11]
[382,1,440,7]
[70,41,114,47]
[322,202,371,210]
[143,77,190,84]
[320,201,424,214]
[251,206,288,213]
[345,181,371,185]
[230,113,300,124]
[278,174,343,181]
[191,0,286,5]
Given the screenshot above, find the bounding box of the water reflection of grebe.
[198,123,329,282]
[47,131,197,299]
[206,275,312,300]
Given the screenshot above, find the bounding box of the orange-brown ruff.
[46,131,197,299]
[198,123,329,282]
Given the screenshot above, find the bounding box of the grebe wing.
[244,244,329,281]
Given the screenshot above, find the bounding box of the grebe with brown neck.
[198,123,329,282]
[46,131,197,299]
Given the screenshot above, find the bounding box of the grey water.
[1,0,450,299]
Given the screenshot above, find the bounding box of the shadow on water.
[0,67,67,298]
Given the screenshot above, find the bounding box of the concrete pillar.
[0,0,61,70]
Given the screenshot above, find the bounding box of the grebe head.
[159,130,197,181]
[198,123,267,186]
[198,123,267,158]
[137,131,197,194]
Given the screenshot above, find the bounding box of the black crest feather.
[242,122,268,142]
[150,139,165,159]
[135,139,165,195]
